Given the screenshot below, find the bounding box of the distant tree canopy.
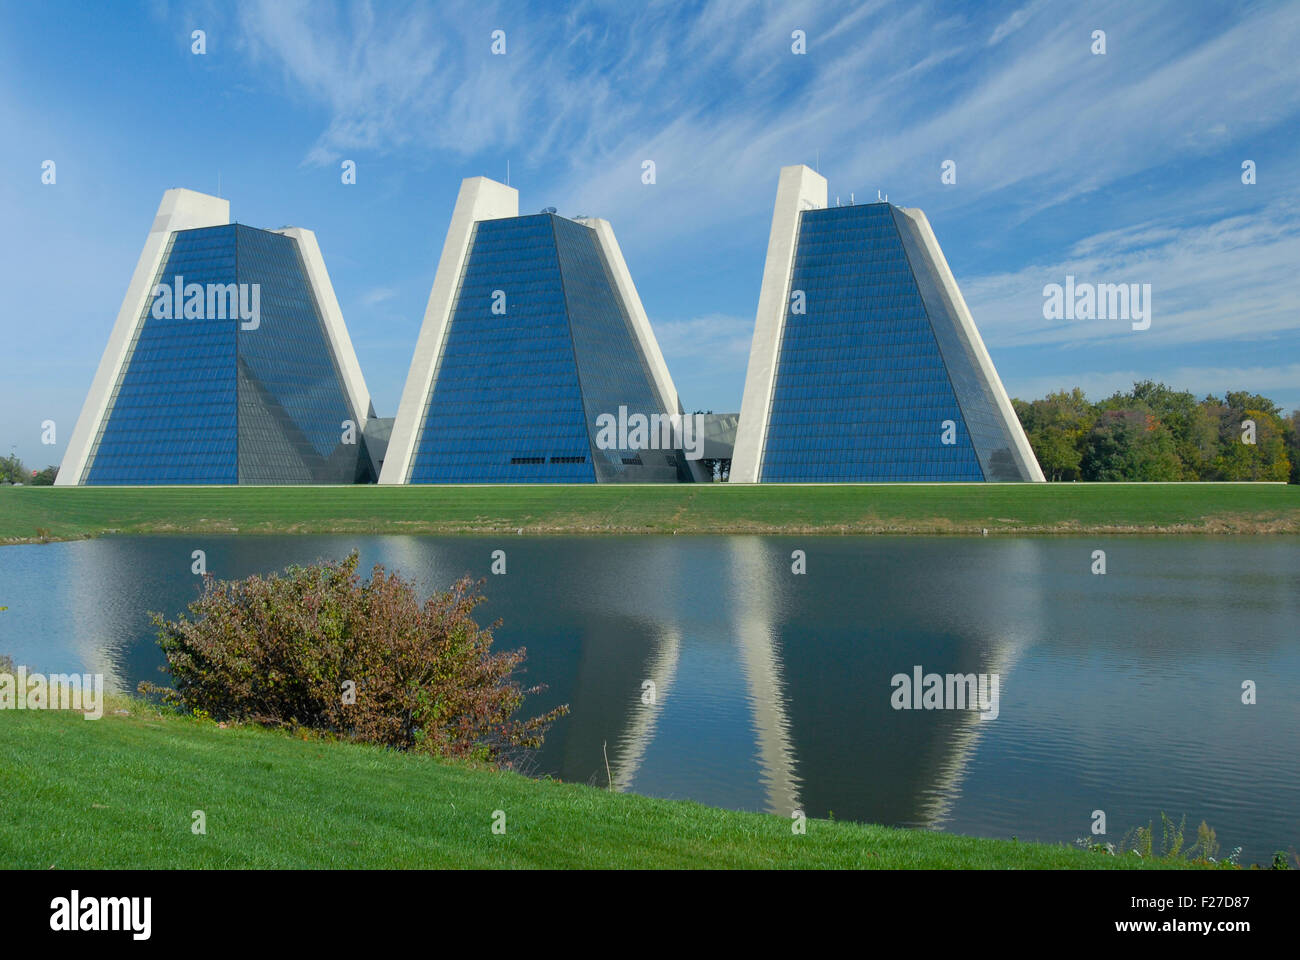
[0,453,26,484]
[3,386,1295,486]
[0,455,57,485]
[1013,381,1297,482]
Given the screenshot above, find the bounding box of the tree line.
[4,383,1299,486]
[1012,381,1299,483]
[0,453,56,485]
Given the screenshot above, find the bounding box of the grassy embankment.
[1,482,1297,543]
[0,698,1206,869]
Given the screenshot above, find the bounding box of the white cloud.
[654,313,755,411]
[1005,364,1300,410]
[358,286,397,306]
[987,0,1046,46]
[223,0,1300,411]
[655,312,754,362]
[229,0,1300,250]
[963,200,1300,349]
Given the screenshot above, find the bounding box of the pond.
[2,533,1297,862]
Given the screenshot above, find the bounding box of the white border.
[731,164,826,483]
[587,218,683,418]
[895,207,1046,482]
[57,188,230,485]
[273,227,374,432]
[380,177,519,484]
[589,217,710,481]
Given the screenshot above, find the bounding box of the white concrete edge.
[897,207,1046,482]
[729,538,801,815]
[57,188,230,485]
[380,176,519,484]
[588,218,681,416]
[610,629,681,792]
[731,165,827,483]
[272,227,373,432]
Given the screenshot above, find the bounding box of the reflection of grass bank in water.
[0,696,1215,870]
[2,482,1297,543]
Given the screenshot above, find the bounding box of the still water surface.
[2,534,1297,861]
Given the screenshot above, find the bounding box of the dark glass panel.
[408,214,683,484]
[84,226,239,484]
[84,223,371,485]
[760,203,984,482]
[234,225,371,484]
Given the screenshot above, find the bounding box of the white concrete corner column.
[588,218,682,417]
[57,188,229,485]
[895,207,1046,482]
[273,227,373,433]
[731,165,826,483]
[380,176,519,484]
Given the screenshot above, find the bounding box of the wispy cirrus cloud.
[655,312,754,361]
[224,0,1300,410]
[963,199,1300,349]
[357,285,397,306]
[653,312,755,412]
[228,1,1300,234]
[987,0,1048,47]
[1005,363,1300,408]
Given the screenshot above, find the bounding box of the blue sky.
[2,0,1298,467]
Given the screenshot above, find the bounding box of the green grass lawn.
[0,699,1203,869]
[1,482,1297,542]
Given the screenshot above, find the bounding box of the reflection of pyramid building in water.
[597,537,1045,827]
[733,165,1045,483]
[381,176,693,484]
[58,189,377,485]
[605,538,802,816]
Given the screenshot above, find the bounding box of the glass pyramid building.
[733,165,1044,483]
[58,189,376,485]
[381,177,692,484]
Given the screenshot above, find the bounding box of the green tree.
[1213,405,1291,481]
[1224,390,1282,419]
[0,452,27,484]
[1029,427,1082,482]
[1286,411,1300,484]
[1127,381,1217,479]
[1081,407,1182,481]
[1017,384,1290,482]
[1014,388,1094,481]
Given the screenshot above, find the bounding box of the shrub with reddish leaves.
[144,552,567,765]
